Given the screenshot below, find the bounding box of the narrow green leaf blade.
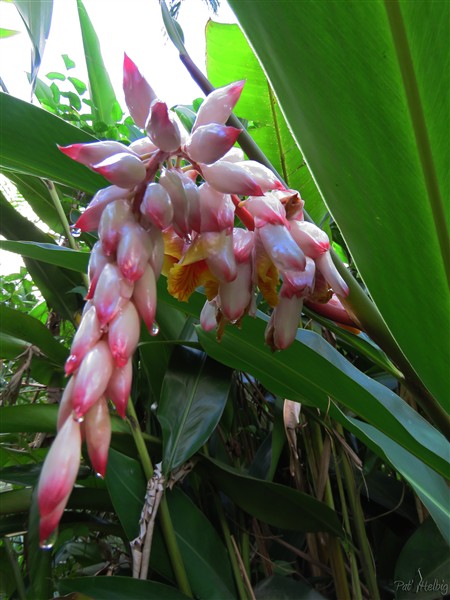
[0,240,89,272]
[58,577,190,600]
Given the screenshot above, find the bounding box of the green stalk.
[126,398,153,480]
[4,537,27,600]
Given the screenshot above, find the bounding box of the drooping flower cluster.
[37,55,351,544]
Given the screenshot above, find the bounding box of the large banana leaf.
[227,0,449,408]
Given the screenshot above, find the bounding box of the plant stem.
[4,537,27,600]
[126,397,153,479]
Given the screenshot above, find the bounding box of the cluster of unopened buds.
[37,55,351,544]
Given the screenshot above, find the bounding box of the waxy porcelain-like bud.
[148,227,165,279]
[184,124,241,164]
[283,257,316,295]
[92,152,146,189]
[201,161,263,196]
[200,299,218,332]
[203,231,237,282]
[71,340,114,418]
[86,242,111,300]
[117,221,152,282]
[199,183,235,233]
[232,228,254,263]
[146,101,181,152]
[306,294,357,328]
[84,396,111,477]
[38,416,81,541]
[108,301,141,367]
[65,306,103,375]
[98,199,134,256]
[218,261,252,322]
[315,251,349,297]
[106,358,132,418]
[93,264,133,326]
[221,147,245,163]
[129,137,158,156]
[57,376,76,431]
[59,141,137,168]
[237,161,284,192]
[289,220,330,259]
[76,186,127,232]
[123,54,157,129]
[258,224,306,273]
[265,293,304,350]
[159,169,199,236]
[244,193,288,228]
[141,182,174,230]
[132,263,157,331]
[193,80,245,130]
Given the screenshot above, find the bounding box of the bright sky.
[0,0,237,274]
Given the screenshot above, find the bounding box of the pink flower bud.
[106,358,132,418]
[199,183,235,233]
[59,141,137,168]
[92,152,146,189]
[282,257,316,296]
[76,186,128,232]
[203,231,237,282]
[146,101,181,152]
[193,80,245,130]
[244,193,288,228]
[65,306,103,375]
[265,294,304,350]
[129,137,158,156]
[306,294,357,328]
[148,227,165,279]
[84,397,111,477]
[218,261,252,322]
[57,376,76,431]
[159,169,200,236]
[200,161,263,196]
[258,224,306,273]
[315,252,349,297]
[98,199,134,256]
[93,264,133,326]
[132,263,157,331]
[86,242,112,300]
[108,301,141,367]
[141,182,174,230]
[232,228,254,263]
[184,124,241,164]
[123,54,157,129]
[222,147,245,163]
[38,417,81,529]
[290,220,330,259]
[71,340,114,418]
[237,161,284,192]
[117,221,152,281]
[200,299,218,332]
[39,498,67,545]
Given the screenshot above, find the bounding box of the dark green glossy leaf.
[206,21,326,225]
[58,577,189,600]
[104,448,146,540]
[76,0,120,126]
[255,575,326,600]
[0,240,89,272]
[0,487,113,515]
[158,346,232,474]
[394,519,450,599]
[227,0,449,407]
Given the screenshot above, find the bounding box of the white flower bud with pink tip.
[123,54,157,129]
[258,224,306,273]
[132,263,157,332]
[203,231,237,282]
[141,182,174,230]
[38,416,81,542]
[184,124,241,164]
[315,252,349,297]
[221,147,245,163]
[193,80,245,130]
[93,264,133,326]
[265,292,304,350]
[198,183,235,233]
[106,358,132,418]
[71,340,114,418]
[282,257,316,295]
[108,301,141,368]
[117,221,152,282]
[57,376,76,431]
[200,161,264,196]
[146,101,181,152]
[84,397,111,477]
[244,193,288,228]
[92,153,146,189]
[148,227,165,279]
[76,186,128,232]
[86,242,112,300]
[200,299,218,332]
[98,199,134,256]
[237,161,285,192]
[58,141,137,168]
[159,169,200,236]
[290,220,330,259]
[129,137,157,156]
[65,306,103,375]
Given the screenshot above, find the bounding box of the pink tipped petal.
[237,161,285,192]
[141,182,174,230]
[86,242,112,300]
[306,294,358,328]
[148,227,164,279]
[57,376,76,431]
[106,359,132,418]
[258,224,306,273]
[244,193,288,228]
[84,397,111,477]
[39,498,67,544]
[129,137,158,156]
[38,416,81,520]
[133,263,157,331]
[107,301,141,367]
[117,221,152,282]
[200,299,218,332]
[290,220,330,259]
[203,231,237,283]
[159,169,199,236]
[218,262,252,322]
[265,295,304,350]
[71,341,114,418]
[200,161,263,196]
[58,141,137,168]
[221,147,245,163]
[65,306,103,375]
[92,152,146,189]
[123,54,157,128]
[98,199,134,256]
[76,186,127,232]
[184,124,241,164]
[198,183,235,233]
[93,264,133,326]
[232,228,254,263]
[315,252,349,297]
[146,101,181,152]
[193,80,245,130]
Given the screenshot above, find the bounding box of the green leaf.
[0,28,20,38]
[254,575,326,600]
[158,346,232,475]
[227,0,449,407]
[45,71,65,81]
[68,76,87,95]
[29,76,58,112]
[58,577,190,600]
[104,448,146,540]
[0,241,89,273]
[394,519,450,599]
[0,93,105,193]
[201,457,344,537]
[76,0,120,126]
[206,21,327,225]
[62,54,75,70]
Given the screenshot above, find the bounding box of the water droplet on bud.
[70,225,82,238]
[40,529,58,550]
[95,472,104,479]
[151,321,159,336]
[72,410,84,423]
